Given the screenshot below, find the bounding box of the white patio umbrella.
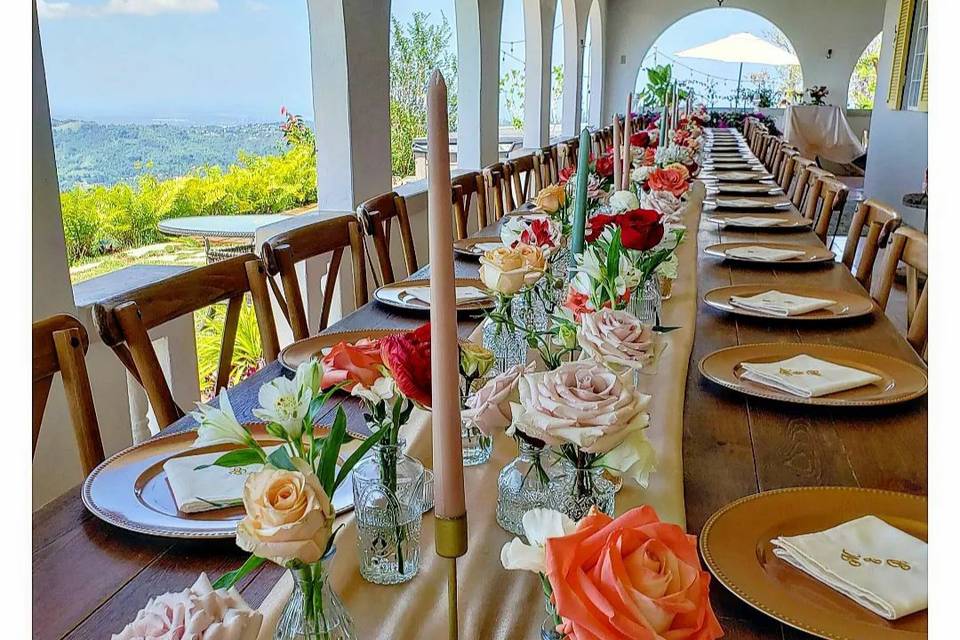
[675,32,800,108]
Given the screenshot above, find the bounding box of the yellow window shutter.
[918,54,928,111]
[887,0,916,109]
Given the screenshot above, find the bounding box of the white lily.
[656,252,679,280]
[500,508,577,574]
[598,429,658,488]
[351,375,397,407]
[580,248,603,281]
[293,358,322,397]
[252,376,311,440]
[191,388,251,448]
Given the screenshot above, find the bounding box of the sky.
[37,1,868,124]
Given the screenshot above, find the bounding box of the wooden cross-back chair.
[93,254,280,430]
[535,145,559,188]
[776,148,801,191]
[591,130,605,158]
[771,143,796,185]
[801,173,849,244]
[33,314,104,474]
[841,199,902,291]
[872,226,928,359]
[787,157,818,203]
[355,191,419,286]
[503,154,541,211]
[791,163,828,211]
[451,171,489,240]
[482,162,509,223]
[260,215,368,342]
[557,137,578,171]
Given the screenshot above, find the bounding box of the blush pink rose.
[462,362,534,436]
[578,309,656,372]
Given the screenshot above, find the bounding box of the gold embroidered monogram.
[840,548,911,571]
[778,367,823,377]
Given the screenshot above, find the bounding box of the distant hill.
[51,119,297,190]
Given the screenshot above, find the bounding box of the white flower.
[598,429,657,487]
[579,246,603,281]
[656,252,679,280]
[351,376,397,406]
[192,389,251,448]
[655,143,692,166]
[608,190,639,212]
[500,508,577,574]
[630,165,655,183]
[293,358,322,398]
[252,376,312,440]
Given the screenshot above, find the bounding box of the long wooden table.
[33,132,927,639]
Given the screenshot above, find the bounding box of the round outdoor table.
[158,214,292,263]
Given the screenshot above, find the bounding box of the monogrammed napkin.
[730,290,836,316]
[739,354,882,397]
[724,246,806,262]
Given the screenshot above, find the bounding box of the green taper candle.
[570,127,592,260]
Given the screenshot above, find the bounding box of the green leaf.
[318,406,348,494]
[194,448,262,470]
[334,426,388,491]
[267,446,297,471]
[212,554,266,590]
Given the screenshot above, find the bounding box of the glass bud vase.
[496,438,554,535]
[541,617,565,640]
[461,418,493,466]
[274,547,356,640]
[549,458,615,522]
[514,288,548,332]
[630,277,663,325]
[352,439,424,585]
[482,318,527,375]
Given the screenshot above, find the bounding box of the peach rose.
[236,458,335,566]
[321,338,384,391]
[545,506,724,640]
[647,167,690,198]
[534,184,567,213]
[479,245,545,295]
[664,162,690,181]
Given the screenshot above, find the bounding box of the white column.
[586,0,604,128]
[522,0,558,149]
[456,0,504,170]
[306,0,392,209]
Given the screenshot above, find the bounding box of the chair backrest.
[771,143,796,185]
[751,128,768,156]
[787,157,817,203]
[777,148,801,191]
[591,130,605,158]
[762,136,783,170]
[451,171,489,239]
[482,162,509,223]
[801,173,849,244]
[557,137,579,170]
[33,314,104,474]
[503,154,541,211]
[535,145,559,188]
[872,226,928,358]
[842,199,902,291]
[93,254,280,429]
[355,191,419,286]
[792,163,828,211]
[261,215,368,341]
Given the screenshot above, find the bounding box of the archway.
[847,33,882,110]
[498,0,525,139]
[634,8,803,110]
[585,0,603,128]
[548,4,563,137]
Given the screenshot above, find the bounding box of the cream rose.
[578,308,657,372]
[235,458,334,566]
[112,573,262,640]
[533,184,566,213]
[479,245,545,295]
[608,189,640,212]
[462,362,534,436]
[641,188,683,219]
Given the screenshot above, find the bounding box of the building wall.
[601,0,884,124]
[863,0,928,229]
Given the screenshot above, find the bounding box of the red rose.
[380,323,432,407]
[629,131,650,148]
[558,166,576,184]
[585,213,618,243]
[594,154,615,178]
[619,208,664,251]
[647,167,689,198]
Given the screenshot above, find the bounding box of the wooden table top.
[33,138,927,640]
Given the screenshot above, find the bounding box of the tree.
[550,64,564,125]
[389,11,458,179]
[762,30,803,104]
[500,68,525,131]
[849,34,881,109]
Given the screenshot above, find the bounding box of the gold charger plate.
[700,486,927,640]
[705,213,812,230]
[453,236,503,258]
[711,183,783,195]
[698,342,928,406]
[704,241,835,264]
[279,328,408,371]
[702,170,775,182]
[82,424,362,538]
[709,197,792,212]
[703,284,875,321]
[373,277,493,312]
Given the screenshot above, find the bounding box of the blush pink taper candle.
[621,96,633,191]
[612,114,622,191]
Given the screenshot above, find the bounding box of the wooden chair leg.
[53,327,104,474]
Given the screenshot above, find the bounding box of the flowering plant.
[500,215,562,253]
[806,85,829,105]
[565,227,640,318]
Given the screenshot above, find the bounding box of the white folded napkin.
[740,354,883,397]
[730,290,836,316]
[715,197,790,210]
[725,246,806,262]
[473,242,503,253]
[772,515,927,620]
[164,450,264,513]
[709,216,783,228]
[399,285,489,305]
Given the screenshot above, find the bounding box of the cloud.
[38,0,219,19]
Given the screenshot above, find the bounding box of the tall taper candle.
[659,103,667,148]
[612,115,622,191]
[621,102,632,191]
[570,127,591,259]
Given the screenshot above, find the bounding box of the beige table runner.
[256,183,705,639]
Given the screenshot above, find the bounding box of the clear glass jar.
[659,274,674,301]
[630,277,662,325]
[461,418,493,466]
[352,439,424,585]
[549,458,615,522]
[482,318,527,375]
[541,617,565,640]
[514,288,548,332]
[496,438,554,535]
[274,547,356,640]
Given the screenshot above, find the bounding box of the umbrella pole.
[735,62,743,111]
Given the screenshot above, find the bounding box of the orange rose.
[320,338,384,391]
[647,167,690,198]
[545,506,724,640]
[664,162,690,181]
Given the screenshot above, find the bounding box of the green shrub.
[195,298,264,400]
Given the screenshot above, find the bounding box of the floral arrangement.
[806,85,829,106]
[565,227,641,319]
[112,573,262,640]
[502,506,724,640]
[501,215,563,253]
